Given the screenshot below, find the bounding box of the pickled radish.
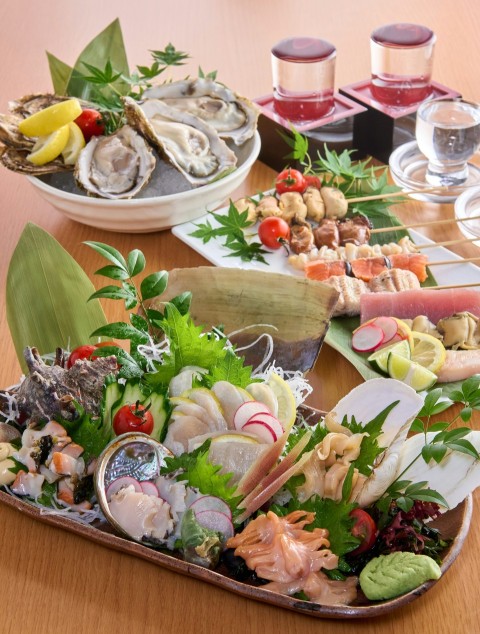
[233,401,271,430]
[194,509,235,540]
[351,323,384,353]
[106,476,142,501]
[190,495,232,519]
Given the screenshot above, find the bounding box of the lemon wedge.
[368,339,411,374]
[410,331,446,374]
[26,125,70,166]
[266,372,296,430]
[387,352,438,392]
[62,121,86,165]
[18,99,82,137]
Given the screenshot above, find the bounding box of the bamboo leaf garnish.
[6,224,108,371]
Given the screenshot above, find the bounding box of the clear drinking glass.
[416,99,480,186]
[271,37,336,121]
[370,23,436,107]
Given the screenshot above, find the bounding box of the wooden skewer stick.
[416,236,480,249]
[370,212,480,234]
[431,281,480,290]
[346,187,447,204]
[429,256,480,266]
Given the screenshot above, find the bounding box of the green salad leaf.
[161,441,242,514]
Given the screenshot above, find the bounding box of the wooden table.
[0,1,479,632]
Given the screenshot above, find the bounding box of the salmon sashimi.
[304,260,348,281]
[389,253,429,283]
[436,349,480,383]
[350,256,388,282]
[360,288,480,324]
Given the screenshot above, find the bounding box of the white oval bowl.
[26,132,261,233]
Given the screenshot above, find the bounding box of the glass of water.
[370,23,436,107]
[416,99,480,186]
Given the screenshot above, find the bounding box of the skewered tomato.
[303,174,322,189]
[74,108,105,141]
[113,402,154,436]
[349,509,377,555]
[258,217,291,250]
[275,168,306,194]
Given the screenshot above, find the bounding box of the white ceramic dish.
[173,202,480,286]
[26,132,261,233]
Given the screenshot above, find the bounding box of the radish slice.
[194,509,234,541]
[233,401,271,430]
[140,481,159,497]
[242,420,277,443]
[190,495,232,519]
[372,316,398,345]
[243,412,284,437]
[106,476,142,501]
[351,323,384,353]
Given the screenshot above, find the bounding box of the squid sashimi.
[360,288,480,324]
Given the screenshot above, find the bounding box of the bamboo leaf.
[6,223,108,371]
[46,52,73,95]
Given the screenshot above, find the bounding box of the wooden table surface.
[0,1,479,632]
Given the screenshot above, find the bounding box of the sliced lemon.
[368,339,411,374]
[61,121,86,165]
[18,99,82,137]
[410,331,446,374]
[210,432,259,444]
[387,352,438,392]
[26,125,70,166]
[266,372,296,431]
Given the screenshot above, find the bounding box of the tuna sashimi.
[360,288,480,324]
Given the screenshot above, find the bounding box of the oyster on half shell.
[142,78,260,146]
[123,96,237,187]
[74,124,156,199]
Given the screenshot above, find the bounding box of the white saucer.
[389,141,480,203]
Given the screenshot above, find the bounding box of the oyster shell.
[143,78,259,146]
[123,96,237,187]
[74,124,156,199]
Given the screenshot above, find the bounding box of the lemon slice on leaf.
[18,99,82,137]
[26,125,70,166]
[410,331,446,374]
[387,352,438,392]
[62,122,86,165]
[266,372,296,430]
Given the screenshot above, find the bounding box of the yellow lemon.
[26,125,70,166]
[266,372,296,431]
[387,352,438,392]
[410,331,446,374]
[61,121,86,165]
[18,98,82,137]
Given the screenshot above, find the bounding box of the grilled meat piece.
[313,219,340,249]
[338,216,371,246]
[289,216,315,254]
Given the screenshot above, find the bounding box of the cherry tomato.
[275,168,306,194]
[67,344,97,368]
[74,108,105,141]
[113,402,154,436]
[258,217,291,250]
[349,509,377,555]
[303,174,322,189]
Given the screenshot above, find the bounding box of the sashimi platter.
[0,212,479,618]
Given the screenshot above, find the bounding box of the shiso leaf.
[6,223,108,371]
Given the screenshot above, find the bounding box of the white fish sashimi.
[396,431,480,511]
[436,353,480,383]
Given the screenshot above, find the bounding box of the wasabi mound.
[359,551,442,601]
